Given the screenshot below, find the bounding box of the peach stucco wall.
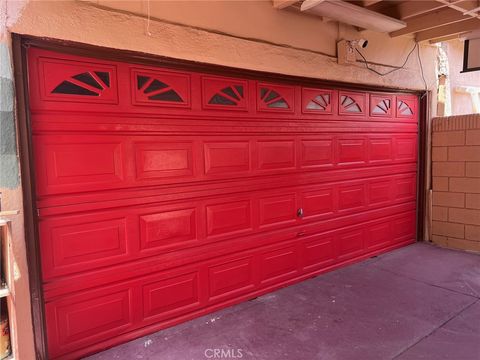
[8,0,437,90]
[446,40,480,115]
[2,1,438,359]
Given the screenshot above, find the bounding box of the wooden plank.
[396,1,447,20]
[390,3,477,37]
[273,0,300,9]
[416,18,480,42]
[0,210,19,216]
[428,33,468,43]
[363,0,383,6]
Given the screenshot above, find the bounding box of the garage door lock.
[297,208,304,218]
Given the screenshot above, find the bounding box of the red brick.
[432,147,447,161]
[432,177,448,191]
[432,162,465,177]
[431,235,447,246]
[448,208,480,226]
[465,225,480,241]
[447,238,480,252]
[432,192,465,208]
[466,194,480,209]
[432,206,448,221]
[466,129,480,145]
[432,221,465,238]
[432,131,465,146]
[449,178,480,193]
[448,146,480,161]
[466,162,480,177]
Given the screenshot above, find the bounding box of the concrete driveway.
[86,243,480,360]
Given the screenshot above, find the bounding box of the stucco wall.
[8,0,437,90]
[446,40,480,115]
[1,1,438,358]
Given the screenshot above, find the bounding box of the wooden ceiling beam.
[273,0,301,9]
[416,18,480,41]
[362,0,383,6]
[428,33,469,43]
[390,2,479,37]
[395,1,448,20]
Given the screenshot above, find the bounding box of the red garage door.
[26,47,419,359]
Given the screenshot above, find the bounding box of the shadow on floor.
[85,243,480,360]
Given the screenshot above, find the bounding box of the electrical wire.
[416,42,429,96]
[146,0,152,36]
[355,42,418,76]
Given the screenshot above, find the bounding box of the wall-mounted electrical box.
[337,40,356,65]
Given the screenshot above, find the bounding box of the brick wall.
[431,114,480,252]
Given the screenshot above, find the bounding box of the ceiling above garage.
[274,0,480,43]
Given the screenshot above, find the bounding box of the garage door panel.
[206,200,253,237]
[46,287,133,357]
[34,135,126,196]
[37,163,417,212]
[366,222,393,250]
[337,228,366,260]
[301,187,336,219]
[208,257,255,301]
[258,193,297,228]
[45,208,416,359]
[134,141,195,180]
[369,138,393,163]
[393,213,416,243]
[257,140,296,170]
[142,272,201,321]
[27,48,419,359]
[337,138,367,165]
[39,172,416,280]
[204,141,251,175]
[39,215,131,280]
[302,236,336,270]
[260,246,300,284]
[139,207,198,251]
[338,184,366,211]
[395,136,418,161]
[299,138,335,169]
[395,176,417,200]
[33,133,416,198]
[31,112,419,135]
[42,202,416,302]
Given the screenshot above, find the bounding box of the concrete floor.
[86,243,480,360]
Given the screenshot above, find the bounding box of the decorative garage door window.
[202,76,248,110]
[131,69,190,107]
[26,47,419,359]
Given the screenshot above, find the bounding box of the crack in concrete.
[390,298,479,360]
[371,263,480,300]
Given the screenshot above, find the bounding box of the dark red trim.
[12,34,48,359]
[416,92,429,242]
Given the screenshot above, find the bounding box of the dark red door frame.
[11,34,428,360]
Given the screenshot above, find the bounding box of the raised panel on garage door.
[27,47,419,359]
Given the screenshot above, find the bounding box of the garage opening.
[25,46,419,359]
